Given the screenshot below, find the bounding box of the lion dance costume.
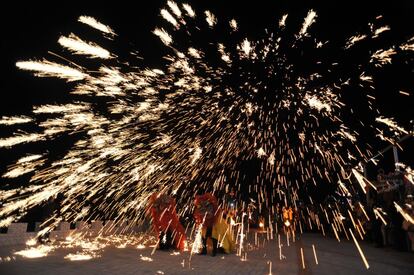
[149,193,186,251]
[194,193,234,256]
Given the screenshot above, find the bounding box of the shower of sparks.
[1,0,413,269]
[400,36,414,51]
[0,116,32,125]
[0,133,45,148]
[238,38,253,59]
[153,28,173,45]
[298,10,317,38]
[205,10,217,27]
[376,117,409,135]
[394,202,414,224]
[190,224,203,256]
[58,34,112,59]
[15,60,86,81]
[372,25,390,38]
[182,3,195,18]
[279,14,288,28]
[370,48,396,66]
[3,154,44,178]
[229,19,238,31]
[305,94,332,113]
[78,16,115,36]
[161,9,179,28]
[345,34,367,49]
[167,1,182,18]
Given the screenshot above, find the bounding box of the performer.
[282,206,294,234]
[194,193,234,256]
[149,193,186,251]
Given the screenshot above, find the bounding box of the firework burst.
[0,2,413,267]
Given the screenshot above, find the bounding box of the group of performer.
[148,192,235,256]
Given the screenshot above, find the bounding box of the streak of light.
[298,10,317,38]
[16,60,86,81]
[300,247,305,269]
[58,34,112,59]
[349,229,370,269]
[78,16,115,35]
[312,244,318,265]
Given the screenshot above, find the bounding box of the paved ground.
[0,233,413,275]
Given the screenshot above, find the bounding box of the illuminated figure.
[194,193,234,256]
[149,193,186,251]
[282,206,294,234]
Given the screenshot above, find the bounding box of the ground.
[0,233,413,275]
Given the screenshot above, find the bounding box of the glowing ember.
[14,245,54,259]
[64,253,94,261]
[16,60,86,81]
[58,34,112,59]
[25,238,37,246]
[140,255,154,262]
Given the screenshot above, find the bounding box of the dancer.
[149,193,186,251]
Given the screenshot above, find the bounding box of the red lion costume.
[194,193,219,227]
[149,193,186,251]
